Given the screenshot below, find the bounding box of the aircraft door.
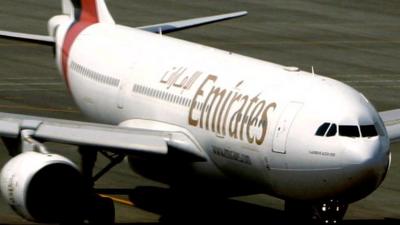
[272,102,303,154]
[117,73,129,109]
[117,62,138,109]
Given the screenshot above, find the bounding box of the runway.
[0,0,400,224]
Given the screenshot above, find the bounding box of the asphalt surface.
[0,0,400,224]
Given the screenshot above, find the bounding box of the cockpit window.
[326,124,337,137]
[339,125,360,138]
[317,123,378,138]
[360,125,378,137]
[315,123,330,136]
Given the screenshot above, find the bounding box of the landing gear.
[66,147,124,225]
[285,200,348,224]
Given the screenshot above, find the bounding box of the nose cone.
[341,137,390,202]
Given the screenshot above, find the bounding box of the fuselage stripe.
[61,0,99,91]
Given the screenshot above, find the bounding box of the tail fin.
[62,0,114,24]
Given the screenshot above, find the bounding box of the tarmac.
[0,0,400,224]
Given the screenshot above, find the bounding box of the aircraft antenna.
[158,27,163,36]
[311,66,315,76]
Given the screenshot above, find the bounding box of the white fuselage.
[54,21,390,202]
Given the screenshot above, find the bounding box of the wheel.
[285,200,348,224]
[314,200,348,224]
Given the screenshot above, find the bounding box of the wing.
[0,112,206,161]
[0,11,246,45]
[0,31,54,46]
[379,109,400,143]
[137,11,248,34]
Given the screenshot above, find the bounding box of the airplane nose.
[341,138,390,202]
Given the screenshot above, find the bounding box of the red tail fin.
[60,0,114,91]
[62,0,114,24]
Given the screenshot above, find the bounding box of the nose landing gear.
[285,199,348,224]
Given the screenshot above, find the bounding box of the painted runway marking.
[100,194,135,207]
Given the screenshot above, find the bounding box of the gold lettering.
[199,75,218,129]
[183,71,202,91]
[203,87,226,132]
[216,90,233,134]
[189,75,217,127]
[166,67,185,89]
[222,81,243,136]
[223,92,241,136]
[256,103,276,145]
[229,95,248,139]
[240,94,259,140]
[246,100,265,144]
[186,74,276,146]
[173,68,188,88]
[160,67,177,84]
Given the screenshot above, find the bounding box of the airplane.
[0,0,399,224]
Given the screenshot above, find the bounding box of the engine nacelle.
[0,151,85,223]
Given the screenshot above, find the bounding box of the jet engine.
[0,151,86,223]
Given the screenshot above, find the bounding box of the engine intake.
[0,151,86,223]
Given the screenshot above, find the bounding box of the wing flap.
[380,109,400,143]
[0,112,168,155]
[137,11,248,34]
[118,119,207,161]
[0,113,207,161]
[34,123,168,154]
[0,31,54,46]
